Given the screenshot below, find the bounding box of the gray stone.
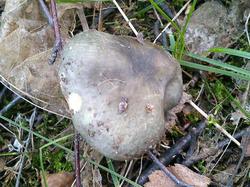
[185,1,244,55]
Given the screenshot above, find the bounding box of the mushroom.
[59,30,183,160]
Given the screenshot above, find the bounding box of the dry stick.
[93,8,116,29]
[208,114,241,175]
[91,5,97,29]
[185,129,198,159]
[0,86,7,102]
[245,11,250,45]
[15,109,37,187]
[227,128,250,186]
[182,128,247,166]
[156,0,174,19]
[154,0,191,43]
[0,95,22,115]
[112,0,138,37]
[153,11,167,48]
[74,132,82,187]
[77,8,89,31]
[120,160,133,187]
[49,0,62,65]
[0,79,70,119]
[71,162,88,187]
[148,150,193,187]
[137,121,206,185]
[97,2,103,31]
[38,0,53,26]
[189,101,241,147]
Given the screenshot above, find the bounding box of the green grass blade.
[57,0,110,2]
[187,52,250,76]
[0,152,20,157]
[40,148,48,187]
[148,0,180,32]
[0,115,142,187]
[106,158,120,187]
[179,60,250,80]
[168,31,175,51]
[174,0,197,59]
[134,0,165,17]
[40,135,73,187]
[208,47,250,59]
[220,82,250,118]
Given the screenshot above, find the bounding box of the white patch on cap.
[68,93,82,113]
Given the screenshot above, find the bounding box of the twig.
[153,13,167,48]
[208,114,240,175]
[182,128,247,166]
[0,86,7,102]
[156,0,174,19]
[189,101,241,147]
[49,0,62,65]
[15,108,36,187]
[71,162,88,187]
[91,5,97,29]
[77,8,89,31]
[245,11,250,45]
[137,121,206,185]
[0,95,22,115]
[97,2,103,31]
[93,7,116,29]
[185,128,198,159]
[154,0,191,43]
[135,157,143,183]
[74,132,82,187]
[226,127,250,186]
[120,160,133,187]
[0,79,70,119]
[112,0,139,36]
[148,150,193,187]
[38,0,53,26]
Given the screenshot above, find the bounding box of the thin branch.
[93,7,116,29]
[0,95,22,115]
[120,160,133,187]
[77,8,89,31]
[49,0,62,65]
[153,11,167,47]
[154,0,191,43]
[245,11,250,45]
[74,132,82,187]
[0,79,70,119]
[0,86,7,102]
[182,128,247,166]
[148,150,192,187]
[38,0,53,26]
[112,0,139,36]
[189,100,241,147]
[137,121,206,185]
[98,2,103,31]
[156,0,174,19]
[226,127,250,186]
[15,109,37,187]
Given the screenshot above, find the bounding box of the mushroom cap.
[59,30,182,160]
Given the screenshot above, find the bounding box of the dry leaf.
[41,172,74,187]
[80,143,103,187]
[145,164,210,187]
[144,170,174,187]
[0,0,81,117]
[165,92,192,130]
